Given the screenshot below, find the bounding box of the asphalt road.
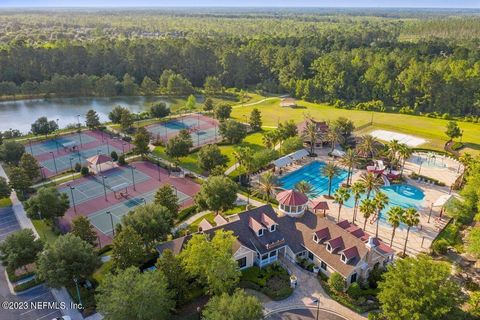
[267,308,347,320]
[0,206,63,320]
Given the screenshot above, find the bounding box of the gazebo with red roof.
[86,154,116,174]
[276,189,309,217]
[309,198,330,216]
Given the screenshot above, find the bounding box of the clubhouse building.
[157,197,394,287]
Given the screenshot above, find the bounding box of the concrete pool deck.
[270,147,458,256]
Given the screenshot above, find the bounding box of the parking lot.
[0,206,63,320]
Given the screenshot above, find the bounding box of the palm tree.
[351,181,366,223]
[253,171,278,202]
[295,181,314,197]
[359,198,376,230]
[340,149,358,185]
[303,120,319,156]
[327,128,343,152]
[386,206,405,247]
[398,143,413,176]
[233,147,253,184]
[333,187,351,221]
[262,131,278,149]
[357,135,379,159]
[373,191,389,238]
[401,207,420,256]
[359,172,382,199]
[321,162,339,197]
[386,139,401,169]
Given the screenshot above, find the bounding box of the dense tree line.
[0,11,479,116]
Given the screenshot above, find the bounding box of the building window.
[313,234,319,243]
[261,254,268,261]
[341,254,346,263]
[326,244,332,252]
[258,229,264,237]
[350,273,357,283]
[320,261,327,270]
[269,250,277,258]
[307,251,314,261]
[237,257,247,269]
[270,225,276,232]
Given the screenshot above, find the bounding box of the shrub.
[110,151,118,161]
[80,167,90,176]
[329,272,345,293]
[432,239,449,255]
[177,205,198,222]
[74,163,82,172]
[118,154,126,165]
[14,277,43,292]
[347,282,363,299]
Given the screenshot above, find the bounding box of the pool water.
[279,161,348,198]
[345,184,425,227]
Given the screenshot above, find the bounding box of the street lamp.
[107,211,115,237]
[102,176,108,201]
[311,298,320,320]
[69,157,75,181]
[40,165,46,181]
[77,114,83,147]
[130,166,136,191]
[418,161,423,175]
[49,152,58,173]
[121,142,126,154]
[73,277,83,307]
[68,184,77,213]
[106,139,110,154]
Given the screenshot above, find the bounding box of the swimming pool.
[278,161,348,198]
[345,184,425,227]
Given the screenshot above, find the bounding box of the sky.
[0,0,479,8]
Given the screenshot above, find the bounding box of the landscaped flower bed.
[239,264,293,301]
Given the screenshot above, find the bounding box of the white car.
[52,317,71,320]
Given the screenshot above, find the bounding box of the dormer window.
[341,253,347,263]
[326,244,332,252]
[258,228,264,237]
[270,224,276,232]
[313,234,319,243]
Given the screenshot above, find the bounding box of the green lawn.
[32,220,59,245]
[0,198,12,208]
[188,205,247,233]
[153,130,270,174]
[231,97,480,154]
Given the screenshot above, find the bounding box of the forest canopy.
[0,9,479,117]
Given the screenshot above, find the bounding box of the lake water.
[0,96,169,133]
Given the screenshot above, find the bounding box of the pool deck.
[271,147,457,256]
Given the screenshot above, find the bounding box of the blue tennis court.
[27,133,96,156]
[60,167,150,205]
[88,188,191,236]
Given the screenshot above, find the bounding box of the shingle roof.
[342,246,359,261]
[261,213,276,229]
[327,236,345,252]
[309,199,329,211]
[198,219,213,232]
[249,217,265,235]
[314,227,330,242]
[276,190,309,206]
[336,220,351,229]
[214,215,228,226]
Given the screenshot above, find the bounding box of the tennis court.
[147,114,221,148]
[61,166,150,205]
[26,132,96,156]
[88,188,191,236]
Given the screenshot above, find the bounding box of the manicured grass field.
[153,130,270,174]
[231,97,480,154]
[188,205,247,233]
[32,219,60,244]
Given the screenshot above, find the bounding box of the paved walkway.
[173,210,210,233]
[261,258,366,320]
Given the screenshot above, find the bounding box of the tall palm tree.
[233,147,253,183]
[262,131,278,149]
[303,120,319,156]
[253,171,278,202]
[387,139,401,169]
[351,181,366,223]
[373,191,389,238]
[327,128,343,152]
[359,172,382,199]
[321,162,339,197]
[333,187,351,221]
[386,206,405,247]
[295,181,314,197]
[359,198,376,230]
[340,149,358,185]
[401,207,420,256]
[398,143,413,176]
[358,135,379,159]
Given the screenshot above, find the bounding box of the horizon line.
[0,6,479,9]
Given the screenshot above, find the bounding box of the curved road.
[266,308,347,320]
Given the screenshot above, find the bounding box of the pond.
[0,96,169,133]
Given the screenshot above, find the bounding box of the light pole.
[50,152,58,174]
[157,163,161,182]
[311,298,320,320]
[130,166,136,191]
[77,114,83,147]
[106,139,110,154]
[69,157,75,181]
[121,142,126,154]
[40,166,46,181]
[172,185,178,197]
[102,176,108,201]
[418,161,423,175]
[73,277,83,307]
[106,211,115,237]
[68,185,77,213]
